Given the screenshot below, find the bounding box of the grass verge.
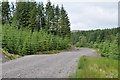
[70,56,118,78]
[1,49,65,60]
[1,49,21,60]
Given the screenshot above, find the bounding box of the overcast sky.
[2,0,119,30]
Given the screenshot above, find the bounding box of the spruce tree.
[0,1,2,22]
[60,5,70,37]
[50,5,56,35]
[15,2,30,29]
[45,0,54,32]
[36,2,45,31]
[14,2,22,28]
[8,2,15,25]
[54,5,60,35]
[28,1,36,32]
[2,1,10,25]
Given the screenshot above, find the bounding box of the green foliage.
[71,28,118,59]
[28,1,37,31]
[70,56,118,78]
[2,1,71,55]
[14,2,26,28]
[99,39,118,59]
[2,49,21,60]
[59,5,71,37]
[36,2,45,31]
[2,1,10,25]
[2,25,70,56]
[5,1,70,37]
[76,36,87,47]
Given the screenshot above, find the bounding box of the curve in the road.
[2,48,99,78]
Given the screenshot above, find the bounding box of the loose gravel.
[2,48,99,78]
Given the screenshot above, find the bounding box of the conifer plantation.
[1,1,119,78]
[2,1,118,59]
[2,1,70,55]
[70,28,118,78]
[71,28,118,60]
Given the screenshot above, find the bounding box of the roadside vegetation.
[2,24,70,56]
[71,28,119,78]
[71,28,118,60]
[2,49,21,60]
[71,56,118,78]
[1,1,119,78]
[2,1,71,56]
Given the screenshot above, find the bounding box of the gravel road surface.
[2,48,99,78]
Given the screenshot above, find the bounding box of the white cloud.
[62,2,118,30]
[40,1,118,30]
[3,0,118,30]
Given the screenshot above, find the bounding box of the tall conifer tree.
[28,1,36,32]
[37,2,45,31]
[60,5,70,37]
[2,1,10,25]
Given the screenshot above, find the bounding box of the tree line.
[2,0,70,37]
[71,28,118,59]
[2,0,71,55]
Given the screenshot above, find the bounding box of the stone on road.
[2,48,98,78]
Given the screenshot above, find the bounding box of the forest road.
[2,48,99,78]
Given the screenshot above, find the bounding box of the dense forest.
[71,28,119,59]
[2,1,71,55]
[1,1,119,60]
[1,1,119,78]
[2,1,70,35]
